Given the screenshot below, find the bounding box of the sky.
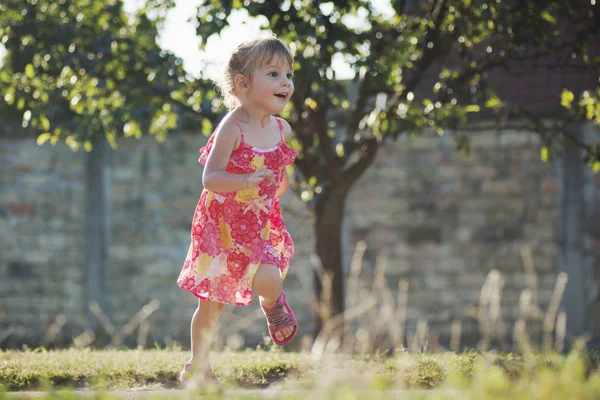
[0,0,393,81]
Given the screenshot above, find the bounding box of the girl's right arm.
[202,121,274,192]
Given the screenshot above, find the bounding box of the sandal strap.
[264,301,294,329]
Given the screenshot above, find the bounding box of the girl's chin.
[268,102,288,113]
[252,99,288,114]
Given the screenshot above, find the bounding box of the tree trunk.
[85,137,112,344]
[312,185,348,340]
[557,124,595,342]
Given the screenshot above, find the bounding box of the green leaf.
[593,162,600,173]
[36,133,52,146]
[40,116,51,131]
[123,121,141,138]
[305,98,318,110]
[66,135,80,151]
[84,141,93,152]
[25,64,35,78]
[561,90,574,109]
[106,131,117,149]
[465,105,480,113]
[202,118,213,135]
[541,146,549,163]
[586,104,594,120]
[457,135,470,158]
[541,11,557,24]
[485,96,502,109]
[4,87,15,105]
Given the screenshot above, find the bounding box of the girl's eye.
[287,74,294,79]
[269,72,278,77]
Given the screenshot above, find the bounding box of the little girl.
[176,35,299,385]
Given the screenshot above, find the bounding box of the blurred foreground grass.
[1,346,600,399]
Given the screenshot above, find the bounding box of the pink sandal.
[261,292,298,345]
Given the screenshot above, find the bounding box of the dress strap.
[275,117,284,140]
[228,116,244,133]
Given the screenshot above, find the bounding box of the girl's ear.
[234,74,250,92]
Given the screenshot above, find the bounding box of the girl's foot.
[179,362,220,387]
[261,291,298,345]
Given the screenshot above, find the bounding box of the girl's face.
[246,55,294,114]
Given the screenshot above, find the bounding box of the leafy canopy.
[194,0,600,197]
[0,0,216,151]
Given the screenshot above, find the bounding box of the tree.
[0,0,212,339]
[192,0,600,339]
[0,0,219,147]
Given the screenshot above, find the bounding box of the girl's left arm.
[276,170,289,197]
[276,118,293,197]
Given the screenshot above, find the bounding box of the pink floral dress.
[177,116,298,306]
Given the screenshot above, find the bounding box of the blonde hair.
[215,34,294,109]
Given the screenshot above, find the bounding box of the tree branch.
[343,70,373,139]
[343,23,394,139]
[293,156,315,185]
[383,0,449,115]
[508,106,598,157]
[314,108,341,182]
[391,0,408,15]
[289,89,322,182]
[343,137,380,188]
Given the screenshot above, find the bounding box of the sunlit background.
[0,0,400,80]
[2,0,598,358]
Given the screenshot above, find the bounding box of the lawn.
[1,345,600,399]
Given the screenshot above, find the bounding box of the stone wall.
[346,126,584,346]
[1,124,598,349]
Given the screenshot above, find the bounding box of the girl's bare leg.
[253,263,294,342]
[185,299,226,379]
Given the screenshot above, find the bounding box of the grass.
[1,244,598,399]
[0,347,307,391]
[1,346,600,399]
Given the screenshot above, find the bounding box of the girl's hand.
[247,168,275,188]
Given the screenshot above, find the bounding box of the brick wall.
[346,125,568,346]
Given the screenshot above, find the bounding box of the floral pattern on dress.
[177,116,298,306]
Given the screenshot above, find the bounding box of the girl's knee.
[198,299,226,314]
[253,264,283,295]
[255,275,281,290]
